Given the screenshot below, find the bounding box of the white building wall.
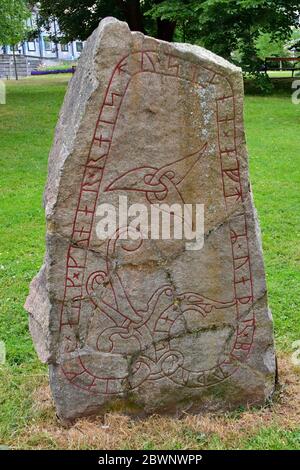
[0,8,84,61]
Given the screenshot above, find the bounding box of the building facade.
[0,7,84,61]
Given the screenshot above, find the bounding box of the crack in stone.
[46,192,253,261]
[59,321,236,363]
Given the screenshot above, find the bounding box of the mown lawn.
[0,76,299,450]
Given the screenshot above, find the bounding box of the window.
[44,38,52,52]
[27,41,36,52]
[76,42,83,53]
[61,43,69,52]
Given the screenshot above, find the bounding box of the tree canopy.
[32,0,300,81]
[0,0,30,47]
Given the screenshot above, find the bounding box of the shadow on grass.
[245,77,296,96]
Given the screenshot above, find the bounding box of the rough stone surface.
[25,17,276,421]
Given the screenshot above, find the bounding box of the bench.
[263,56,300,77]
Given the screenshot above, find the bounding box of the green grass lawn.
[38,62,77,72]
[0,76,299,449]
[267,71,300,78]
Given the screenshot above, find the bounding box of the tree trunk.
[117,0,176,42]
[157,18,177,42]
[12,46,19,81]
[122,0,145,33]
[53,19,59,59]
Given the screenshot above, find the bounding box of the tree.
[35,0,300,85]
[33,0,196,43]
[255,33,289,60]
[31,1,144,42]
[147,0,300,90]
[0,0,30,79]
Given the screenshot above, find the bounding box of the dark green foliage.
[32,1,300,90]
